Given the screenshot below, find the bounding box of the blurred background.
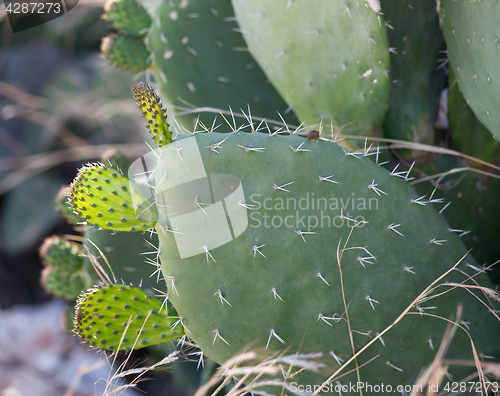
[0,2,195,395]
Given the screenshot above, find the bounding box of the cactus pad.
[232,0,391,148]
[68,163,157,232]
[143,131,499,390]
[75,284,183,350]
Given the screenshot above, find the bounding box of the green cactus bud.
[101,34,150,74]
[75,284,183,351]
[39,236,90,300]
[103,0,151,38]
[68,163,157,232]
[132,82,172,147]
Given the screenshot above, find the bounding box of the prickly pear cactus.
[101,34,150,74]
[130,130,499,391]
[438,0,500,141]
[103,0,151,37]
[231,0,391,149]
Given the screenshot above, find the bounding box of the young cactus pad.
[128,131,500,390]
[75,284,183,350]
[68,163,157,232]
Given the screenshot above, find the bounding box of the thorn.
[204,246,216,262]
[164,276,178,295]
[439,201,451,214]
[480,353,495,360]
[273,181,294,192]
[330,351,343,365]
[317,313,341,326]
[460,320,470,330]
[388,223,404,236]
[428,339,434,350]
[212,329,230,346]
[214,289,232,306]
[295,229,315,242]
[368,180,387,197]
[339,208,356,223]
[266,329,285,349]
[386,361,403,372]
[205,136,229,153]
[343,149,361,158]
[189,350,204,369]
[236,144,265,152]
[404,266,415,274]
[416,305,436,316]
[238,200,256,210]
[411,195,427,206]
[290,141,311,152]
[170,146,183,160]
[366,295,379,310]
[253,244,266,258]
[194,195,210,215]
[405,161,416,181]
[271,287,283,301]
[316,272,330,286]
[429,238,446,245]
[344,4,351,18]
[376,332,385,347]
[466,263,491,273]
[319,175,339,184]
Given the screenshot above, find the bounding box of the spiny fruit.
[103,0,151,38]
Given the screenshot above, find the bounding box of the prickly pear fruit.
[104,0,151,38]
[101,34,150,74]
[231,0,391,149]
[75,284,183,350]
[68,163,157,232]
[139,131,500,391]
[438,0,500,141]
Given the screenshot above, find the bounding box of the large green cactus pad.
[438,0,500,141]
[75,284,183,350]
[149,131,499,393]
[232,0,391,149]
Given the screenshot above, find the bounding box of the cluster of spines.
[67,162,157,232]
[132,82,172,147]
[74,284,183,351]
